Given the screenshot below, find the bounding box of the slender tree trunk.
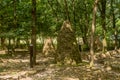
[64,0,70,21]
[84,4,89,45]
[15,38,20,48]
[8,38,11,54]
[100,0,107,53]
[31,0,37,65]
[79,20,88,46]
[111,0,118,50]
[13,0,17,51]
[72,0,76,31]
[90,0,99,67]
[1,37,5,50]
[13,0,17,28]
[79,2,90,46]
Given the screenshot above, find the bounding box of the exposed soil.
[0,49,120,80]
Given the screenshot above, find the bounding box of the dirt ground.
[0,49,120,80]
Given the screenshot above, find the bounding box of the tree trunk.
[8,38,11,54]
[100,0,107,53]
[1,37,5,50]
[72,0,76,31]
[31,0,37,65]
[15,38,20,48]
[90,0,99,67]
[111,0,118,50]
[84,2,90,45]
[13,0,17,28]
[64,0,70,21]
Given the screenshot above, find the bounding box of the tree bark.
[31,0,37,65]
[111,0,118,50]
[90,0,99,67]
[100,0,107,53]
[1,37,5,50]
[72,0,76,31]
[13,0,17,28]
[64,0,70,21]
[8,38,11,54]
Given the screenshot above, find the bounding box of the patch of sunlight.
[0,50,6,54]
[76,61,89,66]
[61,77,79,80]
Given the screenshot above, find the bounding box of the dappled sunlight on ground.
[0,49,120,80]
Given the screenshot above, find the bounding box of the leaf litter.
[0,49,120,80]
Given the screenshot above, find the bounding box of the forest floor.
[0,49,120,80]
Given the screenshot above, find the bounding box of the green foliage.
[0,32,15,38]
[117,20,120,33]
[0,0,119,49]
